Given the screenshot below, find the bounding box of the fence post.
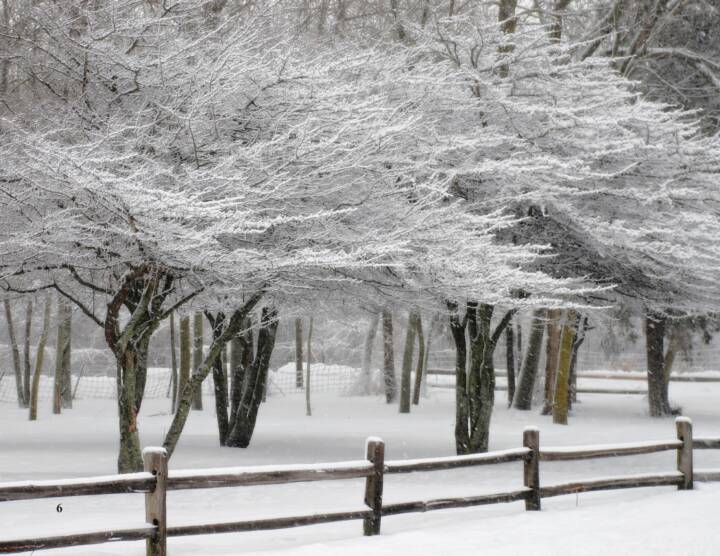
[676,417,693,490]
[523,427,541,510]
[143,447,168,556]
[363,437,385,536]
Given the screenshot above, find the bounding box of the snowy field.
[2,374,720,555]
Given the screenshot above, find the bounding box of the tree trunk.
[112,277,158,473]
[569,315,588,406]
[23,299,32,406]
[169,312,179,413]
[116,345,143,473]
[230,334,243,415]
[548,0,572,42]
[192,312,204,410]
[382,308,397,403]
[225,307,278,448]
[305,317,313,417]
[60,300,72,409]
[553,310,577,425]
[542,309,562,415]
[52,328,63,415]
[163,293,263,458]
[505,323,515,406]
[399,311,418,413]
[466,304,490,453]
[29,296,51,421]
[497,0,518,77]
[178,316,191,414]
[448,302,469,455]
[513,309,545,410]
[230,318,253,421]
[469,349,495,453]
[207,313,229,445]
[456,303,516,454]
[53,295,71,414]
[646,313,672,416]
[516,320,522,360]
[412,314,425,405]
[420,314,441,398]
[360,312,380,395]
[134,331,152,413]
[294,317,303,388]
[103,269,178,473]
[4,300,25,407]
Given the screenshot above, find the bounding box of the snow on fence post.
[523,427,541,510]
[676,417,693,490]
[143,448,168,556]
[363,437,385,536]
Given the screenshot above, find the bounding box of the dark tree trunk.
[134,332,152,413]
[568,315,588,407]
[226,308,279,448]
[116,346,143,473]
[53,295,71,414]
[513,309,545,410]
[399,311,418,413]
[22,299,32,407]
[294,317,303,388]
[646,313,672,416]
[448,302,469,455]
[411,314,425,405]
[382,308,397,403]
[169,312,178,413]
[497,0,518,77]
[505,324,515,406]
[450,302,514,454]
[163,293,263,458]
[542,309,562,415]
[29,296,51,421]
[206,313,229,445]
[516,320,522,362]
[230,318,253,421]
[4,300,25,407]
[466,303,499,454]
[178,316,191,412]
[418,314,441,399]
[60,300,72,409]
[192,312,204,410]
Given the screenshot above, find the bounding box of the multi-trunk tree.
[1,1,582,467]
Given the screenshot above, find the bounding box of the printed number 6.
[56,503,63,513]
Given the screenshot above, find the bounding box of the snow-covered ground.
[1,371,720,555]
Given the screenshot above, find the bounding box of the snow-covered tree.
[0,1,580,468]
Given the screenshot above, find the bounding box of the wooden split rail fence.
[1,417,719,555]
[426,368,720,396]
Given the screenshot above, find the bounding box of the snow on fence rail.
[425,368,720,397]
[1,418,719,555]
[426,368,720,382]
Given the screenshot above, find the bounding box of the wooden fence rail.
[426,369,720,383]
[429,383,649,395]
[1,418,719,555]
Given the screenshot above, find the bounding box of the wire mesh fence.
[3,335,719,405]
[0,363,365,404]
